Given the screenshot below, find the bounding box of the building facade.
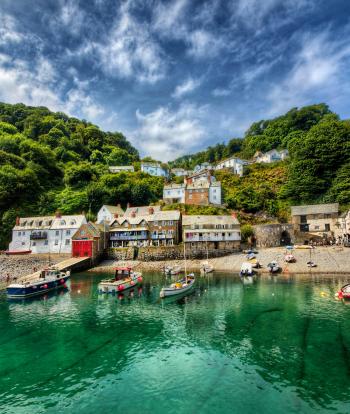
[96,205,124,224]
[171,168,192,177]
[215,156,249,177]
[72,222,109,259]
[291,203,339,236]
[9,214,87,254]
[254,149,289,163]
[182,215,241,250]
[109,166,135,173]
[109,209,181,247]
[141,162,168,177]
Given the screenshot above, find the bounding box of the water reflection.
[0,272,350,413]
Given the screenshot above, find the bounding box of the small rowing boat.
[240,262,255,276]
[98,267,143,294]
[267,261,281,273]
[200,260,214,274]
[164,265,182,275]
[337,284,350,299]
[160,274,195,298]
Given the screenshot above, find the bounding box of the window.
[55,240,59,245]
[300,215,307,224]
[23,232,25,236]
[44,240,48,245]
[22,242,25,246]
[32,242,36,246]
[65,239,70,245]
[325,224,330,232]
[314,225,320,230]
[55,230,59,236]
[60,220,66,225]
[18,232,21,236]
[66,230,71,235]
[70,220,76,225]
[324,214,331,219]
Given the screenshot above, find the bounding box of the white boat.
[284,253,296,263]
[267,261,281,273]
[240,262,255,276]
[164,265,182,275]
[160,274,195,298]
[160,243,195,299]
[200,260,214,274]
[98,267,143,294]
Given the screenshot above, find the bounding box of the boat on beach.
[240,262,255,276]
[6,266,70,299]
[200,260,214,274]
[4,250,32,255]
[284,253,296,263]
[164,265,182,275]
[267,261,281,273]
[337,284,350,299]
[98,267,143,294]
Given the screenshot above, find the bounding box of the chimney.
[114,213,119,218]
[16,216,20,226]
[148,207,154,215]
[55,210,62,218]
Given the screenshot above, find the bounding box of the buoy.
[43,284,48,289]
[130,280,135,285]
[60,278,65,284]
[118,284,124,291]
[137,276,143,282]
[338,291,343,299]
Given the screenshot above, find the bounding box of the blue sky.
[1,0,350,161]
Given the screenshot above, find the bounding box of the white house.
[193,162,212,173]
[163,183,186,204]
[215,156,249,177]
[109,166,135,173]
[141,162,168,177]
[97,205,125,224]
[171,168,192,177]
[254,149,289,163]
[9,214,87,254]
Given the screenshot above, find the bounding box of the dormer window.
[70,220,76,225]
[22,221,27,226]
[60,220,66,225]
[38,221,42,226]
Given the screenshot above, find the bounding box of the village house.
[141,162,168,177]
[215,156,250,177]
[97,204,124,224]
[254,149,289,163]
[193,162,212,173]
[163,170,222,206]
[123,204,161,217]
[291,203,339,236]
[109,165,135,173]
[171,167,192,177]
[109,207,181,247]
[182,215,241,251]
[72,222,109,260]
[9,213,87,254]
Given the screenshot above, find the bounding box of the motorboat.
[240,262,255,276]
[200,260,214,274]
[267,261,281,273]
[338,284,350,299]
[164,265,182,275]
[160,274,195,298]
[285,253,296,263]
[6,266,70,299]
[98,267,143,294]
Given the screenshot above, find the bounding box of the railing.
[151,234,172,239]
[110,233,148,241]
[30,232,48,240]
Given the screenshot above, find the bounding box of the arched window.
[60,220,66,225]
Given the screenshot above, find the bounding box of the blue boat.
[6,267,70,299]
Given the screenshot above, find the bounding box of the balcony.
[30,232,48,240]
[110,232,148,241]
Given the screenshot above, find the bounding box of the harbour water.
[1,272,350,413]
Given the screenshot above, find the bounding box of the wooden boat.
[307,261,317,267]
[267,261,281,273]
[338,284,350,299]
[160,243,195,298]
[284,253,296,263]
[98,267,143,294]
[6,266,70,299]
[164,265,182,275]
[160,274,195,298]
[200,260,214,274]
[240,262,255,276]
[4,250,32,255]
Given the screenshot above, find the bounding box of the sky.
[1,0,350,161]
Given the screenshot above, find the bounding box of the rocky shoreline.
[89,246,350,276]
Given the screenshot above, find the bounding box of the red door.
[72,240,93,257]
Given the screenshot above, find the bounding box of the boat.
[164,265,182,275]
[337,284,350,299]
[4,250,32,255]
[98,267,143,294]
[6,266,70,299]
[160,243,196,298]
[307,261,317,267]
[240,262,255,276]
[284,253,296,263]
[267,261,281,273]
[200,260,214,274]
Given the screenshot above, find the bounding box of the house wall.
[163,187,185,204]
[209,185,221,204]
[185,188,209,205]
[141,164,167,177]
[292,213,338,233]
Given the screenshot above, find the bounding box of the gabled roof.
[291,203,339,216]
[182,215,240,226]
[100,205,125,215]
[124,205,161,217]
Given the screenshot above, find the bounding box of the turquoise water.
[1,272,350,414]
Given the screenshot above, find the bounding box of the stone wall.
[253,224,294,248]
[108,247,135,261]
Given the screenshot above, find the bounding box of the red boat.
[338,284,350,299]
[4,250,32,255]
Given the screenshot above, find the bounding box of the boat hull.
[7,275,70,299]
[4,250,32,255]
[98,274,142,294]
[160,279,195,298]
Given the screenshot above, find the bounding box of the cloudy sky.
[1,0,350,160]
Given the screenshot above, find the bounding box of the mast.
[184,241,187,282]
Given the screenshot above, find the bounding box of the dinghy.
[267,261,281,273]
[338,284,350,299]
[200,260,214,274]
[98,267,143,294]
[240,262,255,276]
[164,265,182,275]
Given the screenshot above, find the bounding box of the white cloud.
[267,30,350,115]
[212,88,231,97]
[132,103,208,161]
[172,77,201,99]
[0,14,24,45]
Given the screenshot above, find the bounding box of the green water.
[1,272,350,414]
